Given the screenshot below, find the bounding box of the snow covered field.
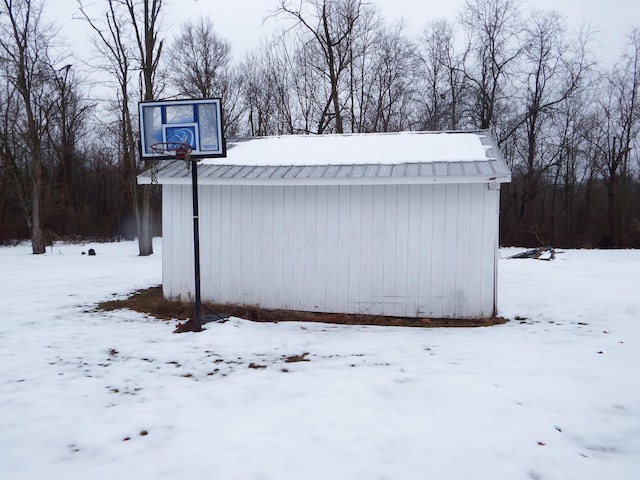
[1,239,639,480]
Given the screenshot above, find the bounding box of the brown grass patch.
[98,285,507,328]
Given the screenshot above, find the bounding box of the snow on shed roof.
[138,130,511,186]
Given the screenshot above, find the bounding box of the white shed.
[139,130,511,319]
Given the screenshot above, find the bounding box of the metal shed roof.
[138,130,511,186]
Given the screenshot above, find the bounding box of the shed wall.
[162,183,499,318]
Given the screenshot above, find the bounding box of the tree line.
[1,0,639,253]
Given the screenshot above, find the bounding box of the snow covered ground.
[1,239,638,480]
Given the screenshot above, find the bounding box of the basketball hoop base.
[173,311,228,333]
[174,318,202,333]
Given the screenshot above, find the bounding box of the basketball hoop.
[149,142,194,181]
[139,99,227,333]
[150,141,193,161]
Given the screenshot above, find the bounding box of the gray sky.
[52,0,638,66]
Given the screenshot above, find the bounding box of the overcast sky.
[50,0,638,67]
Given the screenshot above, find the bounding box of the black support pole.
[191,158,203,331]
[174,158,203,333]
[174,151,227,333]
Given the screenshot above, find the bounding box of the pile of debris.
[508,246,557,261]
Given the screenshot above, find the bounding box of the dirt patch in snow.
[98,285,507,328]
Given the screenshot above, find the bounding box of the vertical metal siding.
[163,182,499,318]
[162,185,195,301]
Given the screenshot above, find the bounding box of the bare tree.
[542,92,595,245]
[78,0,139,248]
[0,84,31,240]
[167,18,243,135]
[240,50,276,136]
[239,42,297,136]
[0,0,60,253]
[123,0,164,255]
[343,6,378,133]
[78,0,165,256]
[45,64,93,232]
[459,0,523,129]
[276,0,372,133]
[415,19,468,131]
[510,11,593,231]
[365,22,416,132]
[168,18,229,98]
[595,28,640,245]
[416,20,450,131]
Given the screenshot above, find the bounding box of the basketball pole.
[139,99,226,333]
[173,151,204,333]
[174,153,226,333]
[190,157,203,332]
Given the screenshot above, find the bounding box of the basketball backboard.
[138,98,226,160]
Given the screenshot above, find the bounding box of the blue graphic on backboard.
[164,124,198,149]
[138,98,225,159]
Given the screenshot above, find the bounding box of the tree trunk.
[322,4,343,134]
[606,173,617,245]
[31,167,45,254]
[138,185,154,255]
